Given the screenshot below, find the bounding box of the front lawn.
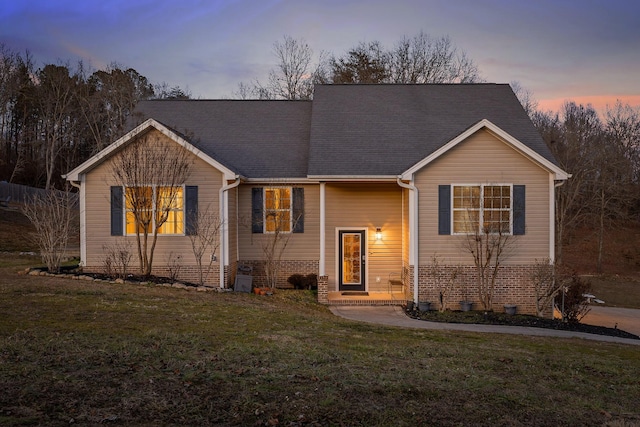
[1,255,639,426]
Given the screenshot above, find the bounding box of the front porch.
[327,291,407,306]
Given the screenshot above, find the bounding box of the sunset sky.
[2,0,639,113]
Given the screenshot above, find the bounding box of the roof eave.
[306,175,399,182]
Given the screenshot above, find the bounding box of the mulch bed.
[407,307,640,340]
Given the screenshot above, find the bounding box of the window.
[252,187,304,234]
[124,185,184,235]
[452,185,512,234]
[264,187,292,233]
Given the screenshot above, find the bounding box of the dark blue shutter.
[185,186,198,235]
[252,187,263,233]
[438,185,451,235]
[292,187,304,233]
[110,186,123,236]
[513,185,526,235]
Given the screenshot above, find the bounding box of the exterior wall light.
[375,227,383,241]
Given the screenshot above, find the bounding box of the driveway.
[581,306,640,336]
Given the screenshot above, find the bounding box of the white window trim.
[451,183,513,236]
[123,184,186,236]
[263,186,293,234]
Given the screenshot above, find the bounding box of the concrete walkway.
[330,305,640,346]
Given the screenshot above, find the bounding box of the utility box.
[234,265,253,292]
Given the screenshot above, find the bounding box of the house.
[65,84,569,314]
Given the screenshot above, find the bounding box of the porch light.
[375,227,383,241]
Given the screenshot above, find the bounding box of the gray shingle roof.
[131,84,556,179]
[308,84,556,176]
[132,100,312,178]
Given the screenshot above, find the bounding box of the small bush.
[287,274,306,289]
[287,273,318,290]
[554,274,592,323]
[304,273,318,290]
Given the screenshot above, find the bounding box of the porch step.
[328,298,405,306]
[327,291,407,306]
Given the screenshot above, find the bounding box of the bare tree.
[237,35,324,100]
[35,63,81,190]
[588,130,636,272]
[605,101,640,182]
[389,32,481,84]
[530,258,561,317]
[187,203,223,286]
[78,63,155,155]
[267,35,314,100]
[533,105,598,265]
[102,238,133,279]
[110,133,193,276]
[331,41,390,84]
[428,254,460,312]
[236,32,480,99]
[463,226,515,310]
[22,190,78,273]
[256,186,304,289]
[510,80,538,118]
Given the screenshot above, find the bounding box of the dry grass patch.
[1,256,639,426]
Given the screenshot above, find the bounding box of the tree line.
[0,44,190,190]
[533,101,640,270]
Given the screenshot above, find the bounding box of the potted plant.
[459,300,473,311]
[459,282,472,311]
[504,304,517,315]
[418,301,431,312]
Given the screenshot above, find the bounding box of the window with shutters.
[124,185,184,235]
[264,187,292,233]
[452,184,512,235]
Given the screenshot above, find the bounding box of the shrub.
[287,274,306,289]
[554,273,592,323]
[304,273,318,290]
[287,273,318,290]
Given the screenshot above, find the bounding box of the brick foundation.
[416,264,541,315]
[235,260,320,288]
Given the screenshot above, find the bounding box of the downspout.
[396,177,418,305]
[319,182,326,276]
[552,179,566,264]
[551,179,565,316]
[219,177,241,288]
[68,179,85,267]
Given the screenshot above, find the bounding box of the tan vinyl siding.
[324,183,403,292]
[237,184,320,261]
[415,129,551,265]
[83,130,224,272]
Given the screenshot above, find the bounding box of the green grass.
[1,255,639,426]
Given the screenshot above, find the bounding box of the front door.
[339,230,366,291]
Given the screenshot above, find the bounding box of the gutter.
[219,177,241,288]
[396,177,419,305]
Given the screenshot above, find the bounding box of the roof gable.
[64,118,237,181]
[401,119,569,180]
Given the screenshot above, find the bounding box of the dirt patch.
[0,207,36,252]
